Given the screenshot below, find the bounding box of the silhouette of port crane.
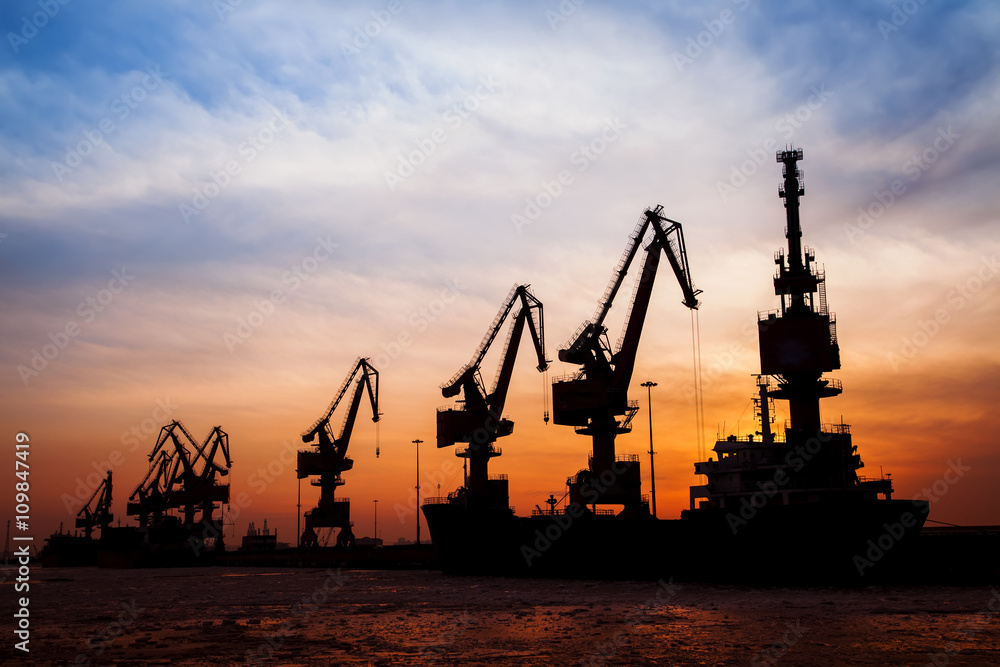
[126,421,232,550]
[298,357,380,548]
[436,284,549,511]
[552,206,700,516]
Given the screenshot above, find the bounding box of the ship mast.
[759,149,841,435]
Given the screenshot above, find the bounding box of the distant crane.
[75,470,114,539]
[127,421,232,551]
[126,448,174,528]
[552,206,700,515]
[437,284,549,510]
[298,357,380,548]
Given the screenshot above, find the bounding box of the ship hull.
[422,499,928,584]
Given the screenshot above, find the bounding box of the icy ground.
[9,566,1000,665]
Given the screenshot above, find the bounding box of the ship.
[422,149,929,584]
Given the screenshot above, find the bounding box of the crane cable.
[542,369,550,424]
[691,310,707,464]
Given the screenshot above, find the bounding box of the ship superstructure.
[423,147,927,583]
[689,149,894,515]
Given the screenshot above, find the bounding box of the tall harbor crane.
[75,470,114,538]
[126,449,174,528]
[552,206,700,514]
[436,284,549,510]
[298,357,380,548]
[126,421,232,549]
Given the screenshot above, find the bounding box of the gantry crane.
[75,470,114,539]
[126,448,174,528]
[437,284,548,510]
[552,206,700,514]
[163,423,232,529]
[126,421,232,549]
[298,357,380,548]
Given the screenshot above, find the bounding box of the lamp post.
[641,381,658,518]
[413,439,423,545]
[373,499,378,545]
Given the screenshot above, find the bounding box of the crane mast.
[126,449,173,527]
[759,149,842,435]
[76,470,114,539]
[552,206,699,515]
[125,421,232,551]
[437,284,548,510]
[297,357,380,548]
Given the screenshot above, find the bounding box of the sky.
[1,0,998,548]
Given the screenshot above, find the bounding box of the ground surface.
[4,566,1000,665]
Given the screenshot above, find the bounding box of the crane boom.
[297,357,381,548]
[552,206,700,514]
[436,284,549,510]
[302,357,379,444]
[76,470,113,538]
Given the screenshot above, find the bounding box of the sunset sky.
[2,0,998,548]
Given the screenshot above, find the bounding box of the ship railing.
[437,404,466,413]
[488,473,509,481]
[758,309,780,322]
[591,509,616,516]
[714,433,788,445]
[586,453,641,468]
[856,476,891,484]
[552,371,585,384]
[782,420,850,435]
[422,496,450,505]
[822,378,843,392]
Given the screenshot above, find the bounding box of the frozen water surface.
[10,567,1000,665]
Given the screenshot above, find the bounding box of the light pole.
[641,381,658,518]
[412,439,423,545]
[373,499,378,545]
